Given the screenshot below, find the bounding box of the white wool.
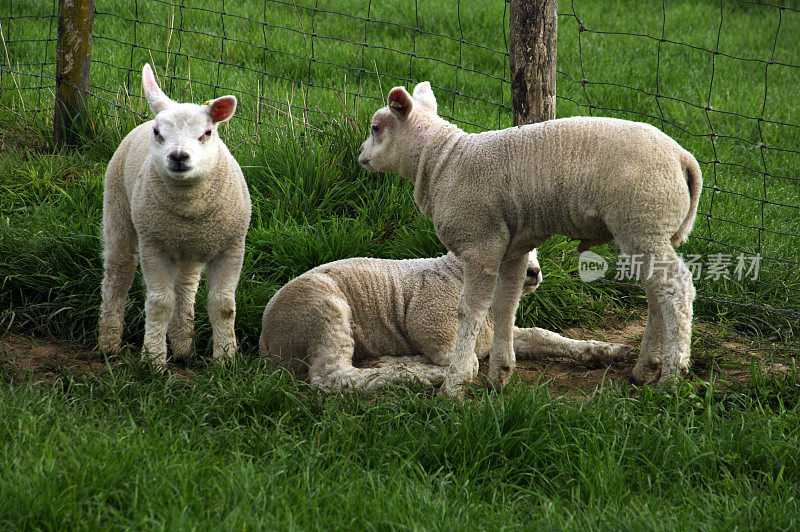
[99,64,251,369]
[359,82,701,394]
[260,251,630,392]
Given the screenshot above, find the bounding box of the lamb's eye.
[199,129,212,141]
[371,124,380,133]
[205,129,212,136]
[153,127,160,137]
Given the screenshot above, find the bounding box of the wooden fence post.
[509,0,557,126]
[54,0,95,147]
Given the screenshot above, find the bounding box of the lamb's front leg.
[513,327,632,367]
[487,255,528,388]
[168,262,203,363]
[440,257,498,397]
[205,248,245,363]
[139,247,180,371]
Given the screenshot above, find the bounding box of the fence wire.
[558,0,800,345]
[1,1,798,354]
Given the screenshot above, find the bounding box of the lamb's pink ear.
[207,96,237,123]
[412,81,437,113]
[141,64,172,115]
[387,86,413,120]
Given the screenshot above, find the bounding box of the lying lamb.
[358,82,701,395]
[99,64,251,370]
[260,250,631,392]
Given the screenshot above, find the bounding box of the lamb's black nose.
[168,151,189,163]
[527,267,540,278]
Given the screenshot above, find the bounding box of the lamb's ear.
[387,86,413,120]
[207,95,237,124]
[412,81,437,113]
[141,64,172,115]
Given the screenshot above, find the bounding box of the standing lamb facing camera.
[98,64,251,370]
[260,250,632,392]
[358,82,701,396]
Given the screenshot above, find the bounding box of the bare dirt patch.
[0,335,109,385]
[0,335,196,385]
[1,318,794,393]
[506,318,794,396]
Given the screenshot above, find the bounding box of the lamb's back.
[456,117,691,244]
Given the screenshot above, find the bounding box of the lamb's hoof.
[438,376,467,399]
[590,344,633,368]
[141,351,168,374]
[482,374,505,394]
[657,364,690,386]
[631,359,661,385]
[487,363,514,390]
[212,345,238,367]
[169,342,195,366]
[98,337,122,357]
[170,347,196,368]
[148,360,168,374]
[612,345,635,361]
[213,357,236,370]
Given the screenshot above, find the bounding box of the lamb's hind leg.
[168,262,203,363]
[632,286,665,384]
[322,362,439,392]
[98,220,137,355]
[486,254,528,388]
[308,304,435,392]
[374,356,450,386]
[512,327,632,367]
[640,246,695,384]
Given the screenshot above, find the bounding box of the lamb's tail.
[671,150,703,247]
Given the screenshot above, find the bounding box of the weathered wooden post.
[54,0,95,147]
[509,0,557,126]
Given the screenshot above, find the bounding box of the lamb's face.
[150,104,222,181]
[521,249,543,294]
[141,64,237,183]
[358,82,438,175]
[358,108,404,173]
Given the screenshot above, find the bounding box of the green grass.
[1,360,800,529]
[2,1,800,528]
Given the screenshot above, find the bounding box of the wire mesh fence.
[0,0,58,116]
[1,0,798,351]
[555,0,800,350]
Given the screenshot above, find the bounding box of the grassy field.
[0,358,798,530]
[2,0,800,528]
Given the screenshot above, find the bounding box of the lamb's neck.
[408,120,467,218]
[151,157,227,219]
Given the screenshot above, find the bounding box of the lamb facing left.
[98,64,251,370]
